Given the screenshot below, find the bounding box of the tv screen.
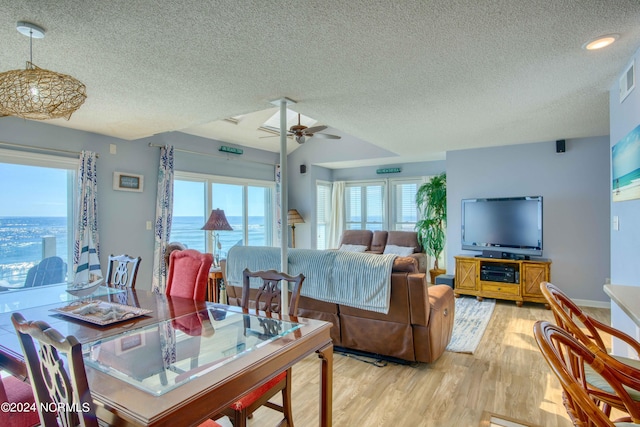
[461,196,543,257]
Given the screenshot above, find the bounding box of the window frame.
[0,148,77,285]
[173,171,276,253]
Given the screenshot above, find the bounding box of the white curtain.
[73,151,103,284]
[151,145,174,294]
[327,181,345,249]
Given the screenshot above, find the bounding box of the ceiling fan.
[264,113,341,144]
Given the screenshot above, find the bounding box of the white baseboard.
[574,299,610,309]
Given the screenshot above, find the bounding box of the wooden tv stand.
[454,255,551,307]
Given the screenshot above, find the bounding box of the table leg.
[316,343,333,427]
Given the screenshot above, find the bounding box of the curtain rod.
[148,143,275,167]
[0,140,99,158]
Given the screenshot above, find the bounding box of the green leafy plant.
[415,173,446,270]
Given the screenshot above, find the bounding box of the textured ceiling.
[1,1,640,167]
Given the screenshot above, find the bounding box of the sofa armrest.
[407,273,430,326]
[407,252,428,273]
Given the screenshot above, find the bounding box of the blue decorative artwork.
[612,124,640,202]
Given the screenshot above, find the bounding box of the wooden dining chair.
[533,320,640,426]
[220,268,305,427]
[166,249,213,301]
[11,312,223,427]
[105,254,141,289]
[11,312,98,427]
[0,374,40,427]
[540,282,640,414]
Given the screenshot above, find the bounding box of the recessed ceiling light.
[582,34,619,50]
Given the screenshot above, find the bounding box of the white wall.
[447,137,611,303]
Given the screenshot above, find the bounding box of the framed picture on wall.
[612,123,640,202]
[113,172,144,192]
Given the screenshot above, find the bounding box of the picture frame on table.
[113,171,144,192]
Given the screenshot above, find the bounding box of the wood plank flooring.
[245,300,611,427]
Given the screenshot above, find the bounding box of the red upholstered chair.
[165,249,213,301]
[0,374,39,427]
[220,268,305,427]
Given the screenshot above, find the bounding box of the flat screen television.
[461,196,543,258]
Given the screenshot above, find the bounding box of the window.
[390,179,421,231]
[171,172,275,259]
[345,182,385,230]
[316,181,332,249]
[0,149,76,287]
[320,177,425,236]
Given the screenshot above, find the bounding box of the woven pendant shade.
[0,61,87,120]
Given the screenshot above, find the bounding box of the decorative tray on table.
[51,301,152,326]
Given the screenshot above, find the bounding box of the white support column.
[271,97,296,314]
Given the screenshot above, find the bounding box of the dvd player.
[480,263,517,283]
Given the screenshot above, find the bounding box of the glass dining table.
[0,287,334,426]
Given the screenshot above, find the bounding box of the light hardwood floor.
[245,300,611,427]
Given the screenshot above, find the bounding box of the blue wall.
[447,137,611,303]
[609,47,640,346]
[0,117,278,289]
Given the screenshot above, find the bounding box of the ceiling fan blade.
[304,125,327,134]
[312,133,341,140]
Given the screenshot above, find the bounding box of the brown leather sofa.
[338,230,428,273]
[222,254,455,364]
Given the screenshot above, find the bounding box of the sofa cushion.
[338,230,373,250]
[384,244,415,256]
[339,244,368,252]
[387,231,422,253]
[371,231,388,253]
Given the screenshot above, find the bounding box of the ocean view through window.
[171,172,275,258]
[0,149,76,288]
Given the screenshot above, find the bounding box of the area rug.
[445,296,496,354]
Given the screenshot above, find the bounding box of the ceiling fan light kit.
[0,21,87,120]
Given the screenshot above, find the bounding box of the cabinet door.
[455,259,478,291]
[522,263,549,297]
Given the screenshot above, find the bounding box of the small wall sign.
[113,172,144,192]
[219,146,243,155]
[376,167,402,174]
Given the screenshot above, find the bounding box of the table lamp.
[287,209,304,248]
[201,209,233,267]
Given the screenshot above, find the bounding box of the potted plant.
[415,173,447,284]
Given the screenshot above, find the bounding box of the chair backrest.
[24,256,67,288]
[533,320,640,426]
[241,268,305,317]
[105,254,141,289]
[166,249,213,301]
[164,241,187,270]
[540,282,608,350]
[11,312,98,427]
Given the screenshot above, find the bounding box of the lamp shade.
[287,209,304,225]
[201,209,233,231]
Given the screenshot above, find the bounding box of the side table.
[207,268,225,303]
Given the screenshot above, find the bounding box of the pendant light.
[0,21,87,120]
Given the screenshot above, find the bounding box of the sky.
[0,162,268,218]
[0,163,69,217]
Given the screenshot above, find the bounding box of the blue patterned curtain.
[152,145,174,294]
[73,151,102,283]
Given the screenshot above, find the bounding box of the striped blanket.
[226,246,396,314]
